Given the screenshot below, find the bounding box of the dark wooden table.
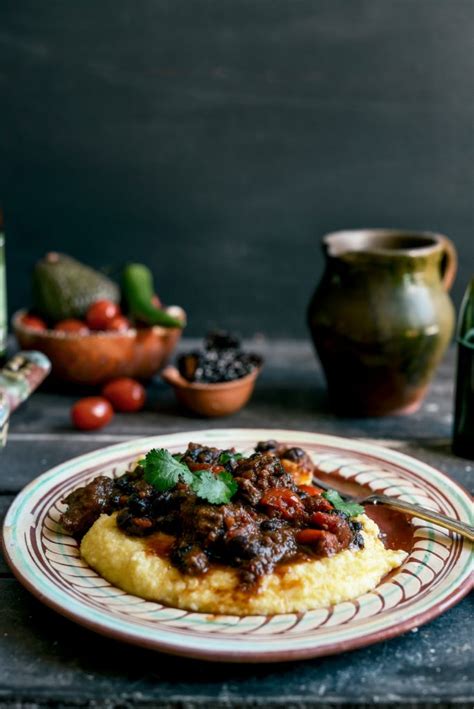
[1,340,473,708]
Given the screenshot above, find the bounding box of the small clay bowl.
[161,365,261,417]
[13,308,186,386]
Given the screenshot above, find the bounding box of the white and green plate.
[2,429,472,662]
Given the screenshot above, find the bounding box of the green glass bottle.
[453,279,474,458]
[0,209,6,360]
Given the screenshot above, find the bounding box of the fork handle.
[366,494,474,543]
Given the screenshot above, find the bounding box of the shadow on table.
[4,581,472,706]
[6,588,307,682]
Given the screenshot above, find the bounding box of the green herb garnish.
[143,448,238,504]
[143,449,193,491]
[322,489,364,517]
[218,451,244,465]
[190,469,238,504]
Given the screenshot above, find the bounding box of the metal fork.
[312,474,474,543]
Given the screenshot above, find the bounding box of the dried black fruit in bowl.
[204,330,240,351]
[178,331,262,384]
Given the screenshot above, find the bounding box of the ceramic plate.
[2,429,473,662]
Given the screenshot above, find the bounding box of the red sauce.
[146,532,175,558]
[314,468,414,553]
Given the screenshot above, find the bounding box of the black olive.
[255,440,278,453]
[127,494,151,515]
[115,476,134,493]
[283,447,306,462]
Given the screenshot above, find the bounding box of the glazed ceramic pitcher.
[307,229,457,416]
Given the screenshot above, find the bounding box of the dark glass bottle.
[453,279,474,458]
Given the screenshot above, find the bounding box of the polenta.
[81,512,406,615]
[61,441,408,616]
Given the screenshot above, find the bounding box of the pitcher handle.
[439,235,457,291]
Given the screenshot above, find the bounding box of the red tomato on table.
[71,397,114,430]
[102,378,146,412]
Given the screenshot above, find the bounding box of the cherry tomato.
[20,313,47,331]
[101,377,146,412]
[54,319,89,334]
[298,484,323,497]
[106,315,130,332]
[71,397,114,430]
[307,496,334,513]
[295,529,326,545]
[86,300,120,330]
[310,511,343,534]
[259,487,305,520]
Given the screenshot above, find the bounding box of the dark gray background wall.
[1,1,473,337]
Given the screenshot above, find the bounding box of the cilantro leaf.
[143,448,238,504]
[143,448,193,491]
[219,451,244,465]
[322,489,364,517]
[190,469,238,504]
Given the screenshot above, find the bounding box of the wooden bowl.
[161,365,261,417]
[12,308,186,386]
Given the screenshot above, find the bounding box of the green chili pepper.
[122,263,184,328]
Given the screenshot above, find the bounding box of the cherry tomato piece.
[296,528,340,555]
[54,319,89,334]
[259,487,305,520]
[151,294,162,308]
[106,315,130,332]
[310,511,345,534]
[308,496,334,513]
[101,377,146,412]
[86,300,120,330]
[298,484,323,497]
[20,313,47,331]
[295,529,326,545]
[71,397,114,430]
[187,461,211,472]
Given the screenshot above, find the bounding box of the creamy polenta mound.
[80,512,407,615]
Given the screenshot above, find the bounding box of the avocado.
[32,252,120,322]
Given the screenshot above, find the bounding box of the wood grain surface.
[0,340,473,707]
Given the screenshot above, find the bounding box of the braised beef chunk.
[61,441,364,587]
[233,453,296,506]
[61,476,116,537]
[183,499,227,546]
[256,440,314,476]
[172,543,209,575]
[116,509,154,536]
[240,527,298,585]
[181,442,222,467]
